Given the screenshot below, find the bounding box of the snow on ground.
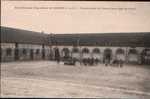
[1,61,150,98]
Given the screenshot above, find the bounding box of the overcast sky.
[1,1,150,34]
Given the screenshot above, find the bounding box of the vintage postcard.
[1,0,150,98]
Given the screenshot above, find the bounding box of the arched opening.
[20,48,29,60]
[116,48,125,61]
[15,48,19,60]
[30,49,34,60]
[104,48,112,63]
[116,48,125,54]
[128,48,138,63]
[42,48,45,60]
[72,47,79,53]
[35,49,41,60]
[82,48,91,65]
[93,48,100,53]
[82,48,89,54]
[5,48,13,62]
[141,48,150,64]
[92,48,101,64]
[62,48,70,60]
[36,49,40,55]
[82,48,90,58]
[54,47,60,62]
[22,48,27,56]
[6,48,12,56]
[72,47,80,61]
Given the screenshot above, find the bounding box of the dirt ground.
[1,61,150,98]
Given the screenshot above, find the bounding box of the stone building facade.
[1,26,150,64]
[51,46,149,64]
[1,26,51,62]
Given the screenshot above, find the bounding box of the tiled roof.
[52,33,150,47]
[1,26,150,47]
[1,26,49,45]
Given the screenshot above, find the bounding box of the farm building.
[1,26,150,64]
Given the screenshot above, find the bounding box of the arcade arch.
[62,48,70,59]
[103,48,112,63]
[128,48,138,63]
[116,48,125,61]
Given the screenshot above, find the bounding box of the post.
[49,33,53,60]
[77,38,82,65]
[42,44,45,60]
[14,43,19,61]
[125,47,128,64]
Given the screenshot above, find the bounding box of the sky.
[1,1,150,34]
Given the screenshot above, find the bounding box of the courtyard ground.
[1,61,150,98]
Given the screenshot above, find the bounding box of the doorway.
[104,48,112,63]
[30,49,34,60]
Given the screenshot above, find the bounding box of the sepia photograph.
[1,1,150,98]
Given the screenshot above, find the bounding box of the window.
[62,48,70,53]
[104,48,112,59]
[62,48,70,58]
[93,48,100,53]
[22,49,27,55]
[6,48,12,56]
[129,49,137,54]
[82,48,89,53]
[116,48,125,54]
[104,48,112,54]
[36,49,40,54]
[72,48,79,53]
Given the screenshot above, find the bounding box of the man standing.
[105,54,111,66]
[55,48,60,64]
